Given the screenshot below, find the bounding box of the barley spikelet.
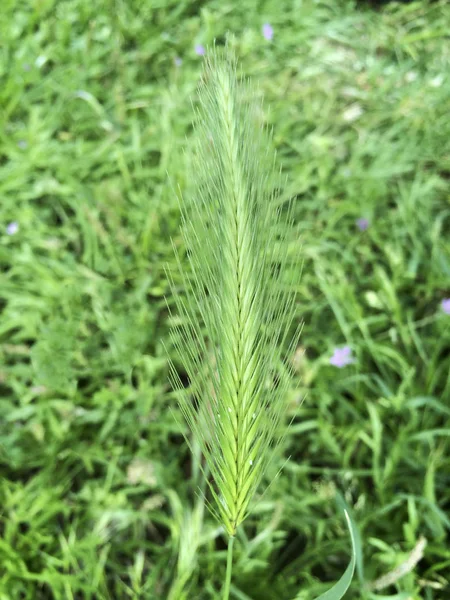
[169,47,300,537]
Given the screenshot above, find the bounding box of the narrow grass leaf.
[306,508,357,600]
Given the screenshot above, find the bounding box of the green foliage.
[31,318,77,393]
[310,500,358,600]
[1,0,449,598]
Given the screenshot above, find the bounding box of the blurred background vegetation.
[0,0,449,598]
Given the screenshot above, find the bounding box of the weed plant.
[0,1,449,599]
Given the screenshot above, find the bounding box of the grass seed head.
[169,46,300,536]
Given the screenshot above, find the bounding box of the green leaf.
[312,507,357,600]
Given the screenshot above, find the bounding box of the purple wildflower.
[442,298,450,315]
[195,44,206,56]
[356,218,369,231]
[174,56,183,67]
[330,346,354,368]
[6,222,19,235]
[262,23,274,41]
[18,140,28,149]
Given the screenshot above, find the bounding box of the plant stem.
[223,535,235,600]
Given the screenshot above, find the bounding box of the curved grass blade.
[294,506,357,600]
[313,509,356,600]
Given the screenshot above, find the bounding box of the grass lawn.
[1,0,449,598]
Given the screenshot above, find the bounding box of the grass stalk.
[222,535,235,600]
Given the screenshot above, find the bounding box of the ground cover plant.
[1,0,449,599]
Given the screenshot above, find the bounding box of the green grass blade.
[305,508,357,600]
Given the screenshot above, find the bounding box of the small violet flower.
[262,23,273,41]
[195,44,206,56]
[442,298,450,315]
[356,218,369,231]
[330,346,354,368]
[6,222,19,235]
[174,56,182,67]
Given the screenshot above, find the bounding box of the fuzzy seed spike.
[169,45,301,537]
